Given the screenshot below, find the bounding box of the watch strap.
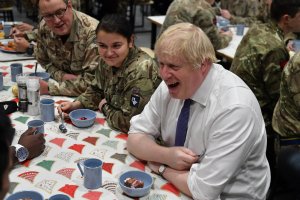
[12,144,29,162]
[158,164,167,177]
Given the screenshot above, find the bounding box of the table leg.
[151,23,157,49]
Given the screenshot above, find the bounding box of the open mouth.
[167,82,179,88]
[55,23,64,29]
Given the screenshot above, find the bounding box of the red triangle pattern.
[83,136,99,146]
[50,138,66,147]
[58,184,79,198]
[102,162,114,174]
[129,160,146,171]
[161,183,180,196]
[95,118,106,125]
[56,168,76,179]
[0,66,9,70]
[21,159,32,167]
[82,191,103,200]
[24,64,34,69]
[1,72,8,76]
[115,133,128,140]
[18,171,39,183]
[68,144,85,154]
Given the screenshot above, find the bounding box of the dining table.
[147,15,248,61]
[0,51,192,199]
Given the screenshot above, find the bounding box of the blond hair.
[155,23,217,68]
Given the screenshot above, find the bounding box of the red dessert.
[124,177,144,188]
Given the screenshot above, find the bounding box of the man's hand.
[18,128,45,160]
[39,79,49,95]
[98,99,107,113]
[165,147,199,170]
[13,37,30,52]
[62,73,78,81]
[58,101,83,118]
[220,9,232,20]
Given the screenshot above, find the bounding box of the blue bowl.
[29,72,50,81]
[49,194,71,200]
[69,109,96,128]
[6,190,43,200]
[119,170,153,197]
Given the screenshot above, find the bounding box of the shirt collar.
[191,63,218,107]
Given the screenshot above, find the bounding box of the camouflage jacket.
[159,0,232,50]
[220,0,260,25]
[35,10,100,96]
[273,52,300,137]
[25,28,38,42]
[76,46,161,133]
[230,20,289,127]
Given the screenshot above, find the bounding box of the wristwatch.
[158,164,167,177]
[13,144,29,162]
[26,43,34,55]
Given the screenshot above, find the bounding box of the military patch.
[280,60,288,69]
[130,94,140,107]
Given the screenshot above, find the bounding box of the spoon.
[34,62,38,76]
[59,110,67,133]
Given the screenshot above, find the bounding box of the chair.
[140,47,154,58]
[0,7,14,21]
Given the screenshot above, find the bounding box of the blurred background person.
[230,0,300,190]
[159,0,233,50]
[35,0,99,96]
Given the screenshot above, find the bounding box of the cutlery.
[59,110,67,133]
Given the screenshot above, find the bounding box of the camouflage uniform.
[76,46,161,133]
[35,10,100,96]
[256,0,271,23]
[220,0,260,25]
[230,20,289,127]
[159,0,232,50]
[273,52,300,137]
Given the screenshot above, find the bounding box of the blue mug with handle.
[77,158,103,189]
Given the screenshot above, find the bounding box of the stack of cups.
[10,63,23,82]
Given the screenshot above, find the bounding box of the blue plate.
[6,190,43,200]
[49,194,71,200]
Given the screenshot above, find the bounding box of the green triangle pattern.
[36,160,55,171]
[96,129,111,137]
[14,116,30,124]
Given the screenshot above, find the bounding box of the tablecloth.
[1,59,192,200]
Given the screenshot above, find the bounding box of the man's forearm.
[127,133,170,164]
[163,168,192,197]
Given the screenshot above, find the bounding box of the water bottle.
[26,76,40,116]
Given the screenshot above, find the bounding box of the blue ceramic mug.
[40,98,55,122]
[77,158,103,189]
[27,119,45,134]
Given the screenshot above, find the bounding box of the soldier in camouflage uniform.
[159,0,232,50]
[59,14,161,133]
[230,0,300,131]
[273,52,300,137]
[219,0,261,25]
[230,0,300,181]
[36,0,100,96]
[272,52,300,199]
